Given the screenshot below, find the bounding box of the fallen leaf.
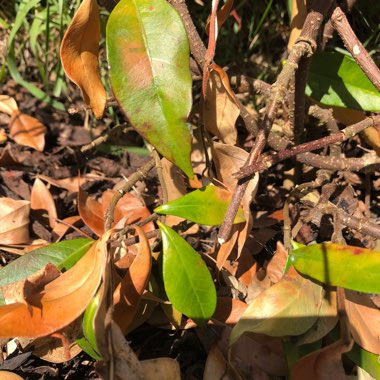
[37,174,100,192]
[204,344,242,380]
[205,0,235,34]
[266,241,288,284]
[0,234,107,338]
[0,371,24,380]
[60,0,106,118]
[291,338,353,380]
[141,358,181,380]
[9,111,47,151]
[31,178,58,229]
[345,291,380,355]
[0,198,30,244]
[230,275,323,343]
[0,95,18,115]
[113,227,152,333]
[203,68,239,145]
[212,297,248,325]
[52,215,83,240]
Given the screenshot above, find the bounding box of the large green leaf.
[154,185,245,226]
[106,0,193,178]
[158,222,216,325]
[0,238,94,294]
[306,52,380,112]
[288,243,380,293]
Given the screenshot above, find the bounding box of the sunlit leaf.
[106,0,193,178]
[158,222,216,325]
[230,275,323,343]
[306,52,380,112]
[0,234,107,338]
[289,242,380,293]
[155,185,245,225]
[0,198,30,245]
[60,0,106,118]
[9,111,47,151]
[0,238,94,304]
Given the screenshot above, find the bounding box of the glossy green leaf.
[306,52,380,112]
[158,222,216,325]
[154,185,245,225]
[107,0,193,178]
[0,238,94,305]
[77,288,102,360]
[289,243,380,293]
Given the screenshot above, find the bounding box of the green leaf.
[0,238,94,302]
[106,0,193,178]
[154,185,245,226]
[77,288,102,360]
[306,52,380,112]
[158,222,216,325]
[289,242,380,293]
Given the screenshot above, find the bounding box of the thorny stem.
[236,115,380,178]
[104,158,156,231]
[331,3,380,91]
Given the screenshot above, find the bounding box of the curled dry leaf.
[31,178,58,229]
[0,197,30,244]
[291,338,353,380]
[60,0,106,118]
[212,142,259,265]
[345,290,380,355]
[9,111,47,152]
[205,0,235,35]
[113,226,152,333]
[266,241,288,284]
[0,95,18,115]
[0,235,106,338]
[203,67,239,145]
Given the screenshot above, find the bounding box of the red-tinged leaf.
[31,178,58,229]
[212,297,248,325]
[60,0,106,118]
[345,291,380,355]
[0,95,18,115]
[0,197,30,244]
[291,339,353,380]
[9,111,46,151]
[113,226,152,333]
[106,0,193,178]
[0,233,108,338]
[203,67,239,145]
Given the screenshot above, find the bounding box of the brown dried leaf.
[205,0,235,35]
[37,174,99,193]
[288,0,307,50]
[0,95,18,115]
[204,345,242,380]
[0,235,107,338]
[362,125,380,156]
[78,185,104,236]
[203,69,239,145]
[60,0,106,118]
[52,215,83,240]
[113,226,152,333]
[212,297,248,325]
[266,241,288,284]
[31,178,58,229]
[291,338,353,380]
[0,371,24,380]
[9,111,47,152]
[0,198,30,244]
[345,290,380,355]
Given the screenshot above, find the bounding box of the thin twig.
[331,3,380,91]
[104,158,156,231]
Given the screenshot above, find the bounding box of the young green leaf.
[107,0,193,178]
[289,243,380,294]
[0,238,94,300]
[154,185,245,225]
[306,52,380,112]
[158,222,216,325]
